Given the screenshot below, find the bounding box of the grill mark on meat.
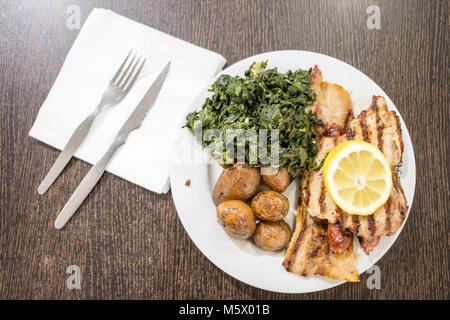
[360,112,369,142]
[394,110,404,157]
[385,196,393,234]
[285,228,306,271]
[346,124,355,141]
[309,234,325,258]
[319,179,327,215]
[378,204,387,236]
[367,110,376,145]
[399,204,408,225]
[302,187,310,206]
[368,215,376,237]
[375,106,383,152]
[309,245,321,258]
[379,110,389,158]
[326,240,333,264]
[354,216,361,234]
[302,227,315,272]
[302,177,311,206]
[336,222,349,236]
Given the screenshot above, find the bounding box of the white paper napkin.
[29,8,226,193]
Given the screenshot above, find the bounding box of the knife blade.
[54,61,170,229]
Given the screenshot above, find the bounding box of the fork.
[38,50,146,194]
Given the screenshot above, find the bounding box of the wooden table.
[0,0,448,300]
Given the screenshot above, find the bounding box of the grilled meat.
[359,236,381,254]
[300,136,346,224]
[300,96,407,254]
[310,65,353,135]
[342,171,408,240]
[344,96,403,167]
[282,206,360,282]
[283,86,408,280]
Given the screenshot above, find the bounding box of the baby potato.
[217,200,256,240]
[253,221,291,251]
[261,167,290,193]
[213,163,260,205]
[250,190,289,221]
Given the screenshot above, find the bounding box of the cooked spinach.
[184,61,321,179]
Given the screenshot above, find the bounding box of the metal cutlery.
[38,50,146,195]
[54,61,171,229]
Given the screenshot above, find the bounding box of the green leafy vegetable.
[184,61,322,179]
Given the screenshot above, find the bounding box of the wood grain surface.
[0,0,448,300]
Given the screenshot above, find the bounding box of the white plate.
[169,50,416,293]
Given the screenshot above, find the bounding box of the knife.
[54,61,170,229]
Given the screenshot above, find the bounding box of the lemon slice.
[323,140,392,215]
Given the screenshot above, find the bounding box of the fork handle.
[54,138,125,229]
[38,109,100,194]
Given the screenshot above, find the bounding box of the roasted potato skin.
[253,221,291,251]
[261,167,290,192]
[250,190,289,221]
[213,163,260,205]
[217,200,256,240]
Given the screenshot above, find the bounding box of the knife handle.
[38,109,101,195]
[54,137,125,229]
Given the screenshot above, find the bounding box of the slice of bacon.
[310,65,353,134]
[282,206,360,282]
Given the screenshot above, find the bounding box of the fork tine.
[119,56,144,90]
[118,56,141,89]
[111,50,133,84]
[122,58,146,94]
[116,53,138,86]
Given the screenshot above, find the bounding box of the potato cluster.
[214,164,292,251]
